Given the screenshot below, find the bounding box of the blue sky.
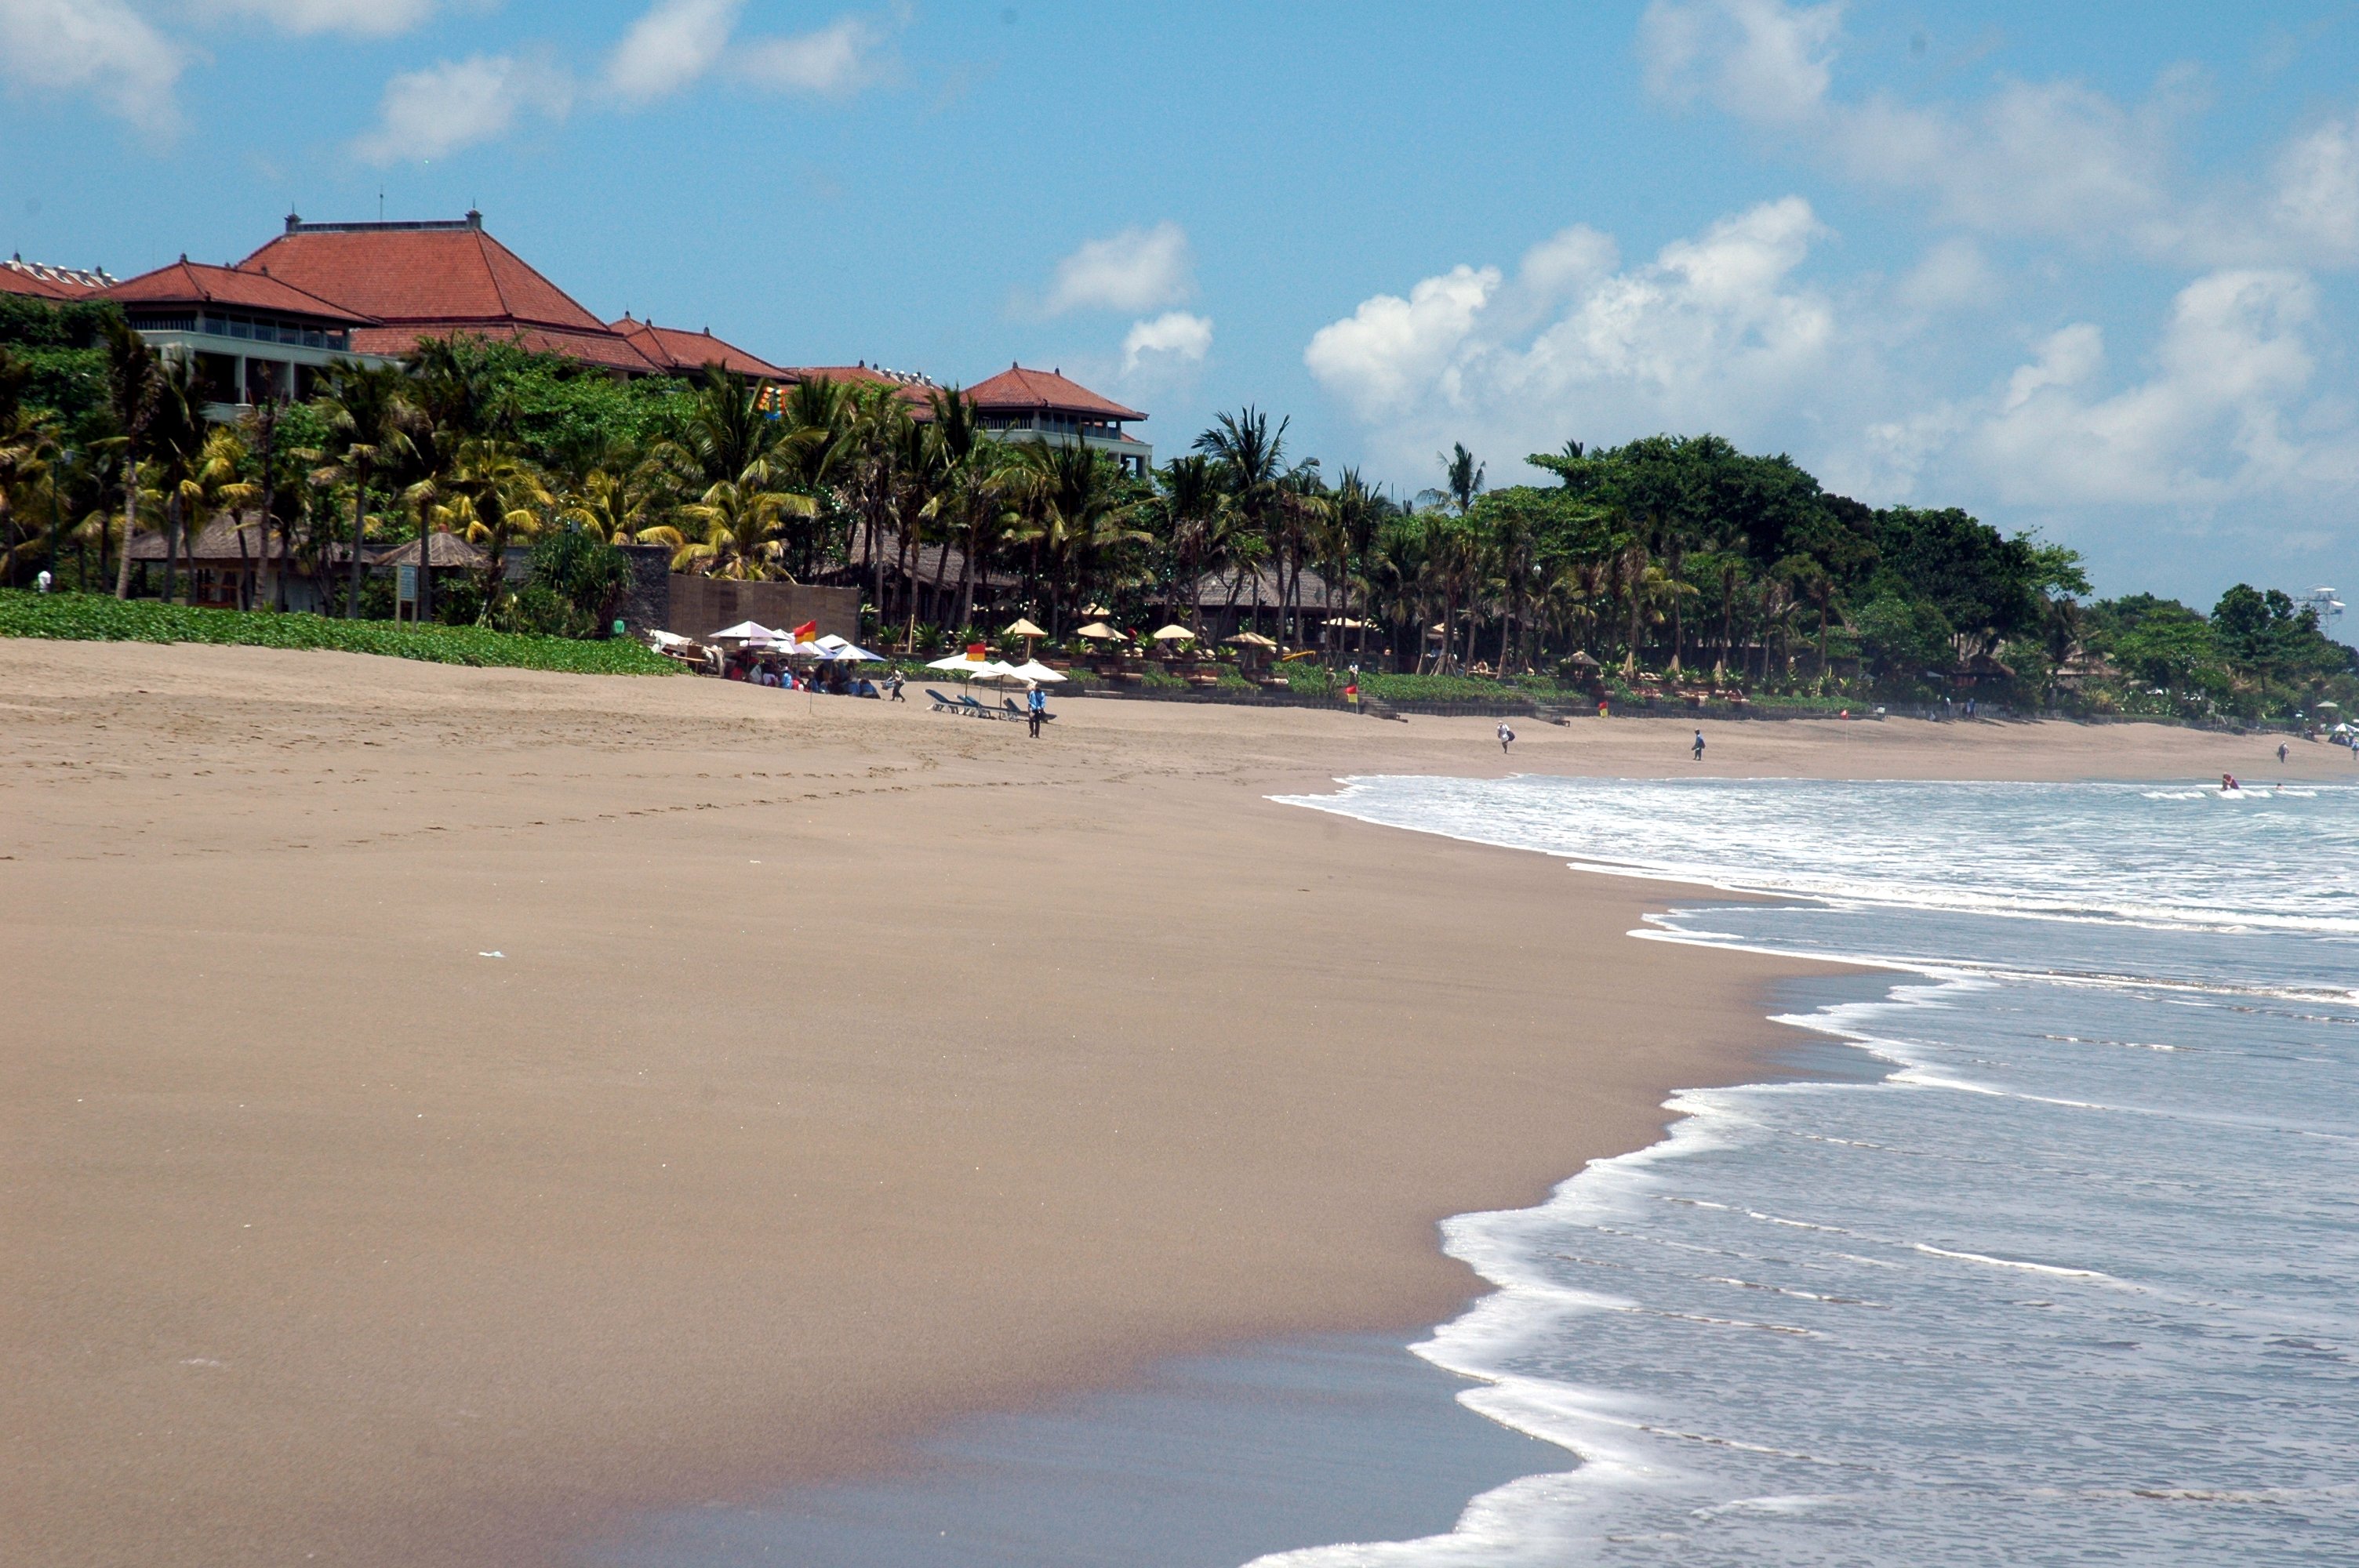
[6,2,2359,606]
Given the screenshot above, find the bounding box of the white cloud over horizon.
[1045,223,1196,315]
[0,0,184,136]
[1305,195,2359,593]
[734,14,892,96]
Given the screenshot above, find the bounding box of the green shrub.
[0,590,676,675]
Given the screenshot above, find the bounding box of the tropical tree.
[314,361,420,618]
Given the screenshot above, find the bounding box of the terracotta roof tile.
[966,364,1144,422]
[610,317,786,379]
[239,223,614,335]
[104,257,376,324]
[1,258,106,300]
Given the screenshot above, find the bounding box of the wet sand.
[0,640,2316,1566]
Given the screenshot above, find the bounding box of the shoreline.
[2,640,2327,1567]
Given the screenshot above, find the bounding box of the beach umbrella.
[1225,631,1278,648]
[708,620,777,642]
[1075,621,1128,641]
[925,652,992,673]
[1003,618,1048,641]
[1150,623,1198,642]
[1007,659,1067,684]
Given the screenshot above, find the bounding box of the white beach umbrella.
[708,620,777,642]
[1007,659,1067,683]
[925,652,992,673]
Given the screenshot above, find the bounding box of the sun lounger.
[927,688,971,713]
[1001,698,1056,721]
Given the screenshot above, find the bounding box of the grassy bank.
[0,590,678,676]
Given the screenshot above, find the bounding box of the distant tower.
[2306,586,2344,628]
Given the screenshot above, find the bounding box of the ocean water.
[1263,775,2359,1566]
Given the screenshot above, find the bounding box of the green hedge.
[0,590,678,676]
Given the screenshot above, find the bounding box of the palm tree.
[445,437,552,622]
[101,318,161,600]
[673,477,818,579]
[315,361,420,618]
[143,351,210,606]
[1159,453,1225,633]
[1194,406,1289,636]
[1005,439,1148,631]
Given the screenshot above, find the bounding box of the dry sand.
[0,641,2323,1566]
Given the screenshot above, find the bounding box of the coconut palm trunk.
[114,459,137,599]
[346,465,369,619]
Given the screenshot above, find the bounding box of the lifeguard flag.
[967,641,988,662]
[791,620,818,642]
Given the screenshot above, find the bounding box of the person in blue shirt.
[1027,685,1047,738]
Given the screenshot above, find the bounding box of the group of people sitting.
[725,659,881,698]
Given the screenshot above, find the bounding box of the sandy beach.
[0,641,2328,1566]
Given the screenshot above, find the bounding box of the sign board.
[396,564,419,603]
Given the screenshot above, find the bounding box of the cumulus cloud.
[604,1,896,104]
[736,15,892,96]
[1121,310,1212,373]
[351,53,573,165]
[1307,198,1836,464]
[1045,223,1195,315]
[1638,0,1838,126]
[0,0,184,134]
[605,0,741,103]
[195,0,439,36]
[1975,270,2332,506]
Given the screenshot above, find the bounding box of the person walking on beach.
[1692,728,1707,763]
[1497,720,1515,754]
[885,670,905,702]
[2280,741,2290,764]
[1026,685,1046,739]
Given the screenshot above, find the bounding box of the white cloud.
[1895,237,2002,313]
[1121,310,1212,373]
[1639,0,1839,127]
[0,0,184,134]
[735,15,891,96]
[1305,265,1499,420]
[1045,223,1195,315]
[195,0,439,37]
[605,0,742,103]
[1307,198,1838,470]
[351,54,573,165]
[1974,270,2332,506]
[603,2,895,104]
[1644,0,2183,250]
[2268,114,2359,264]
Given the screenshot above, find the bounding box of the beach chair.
[955,693,999,717]
[1001,698,1056,722]
[926,688,966,713]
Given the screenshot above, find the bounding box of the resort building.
[238,212,659,376]
[611,315,787,383]
[103,256,380,410]
[967,364,1152,475]
[2,256,114,300]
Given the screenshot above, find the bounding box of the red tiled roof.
[347,321,658,373]
[610,317,786,380]
[1,258,104,300]
[240,222,612,335]
[104,257,376,324]
[966,364,1143,422]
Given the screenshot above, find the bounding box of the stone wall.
[663,576,863,642]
